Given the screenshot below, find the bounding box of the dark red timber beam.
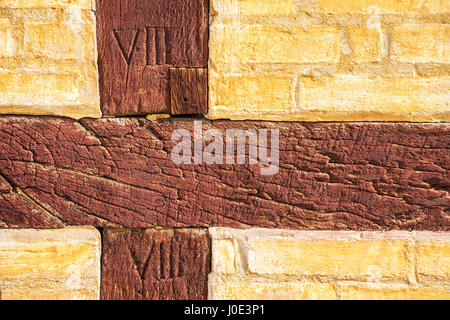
[0,117,448,231]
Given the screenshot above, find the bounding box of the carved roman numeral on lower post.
[101,229,210,300]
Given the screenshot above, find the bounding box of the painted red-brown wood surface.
[0,117,448,230]
[97,0,209,116]
[170,68,208,115]
[101,228,210,300]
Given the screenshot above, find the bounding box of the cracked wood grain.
[0,116,448,230]
[170,68,208,115]
[101,228,210,300]
[0,171,65,228]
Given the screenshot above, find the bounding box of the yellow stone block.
[0,72,100,119]
[0,19,16,58]
[0,0,94,9]
[207,0,450,122]
[210,279,336,300]
[339,284,450,300]
[304,0,449,14]
[209,229,450,300]
[416,241,450,284]
[24,22,95,61]
[247,238,411,282]
[297,75,450,116]
[209,75,450,121]
[0,7,100,119]
[210,23,341,65]
[347,26,382,62]
[0,227,101,300]
[1,287,100,300]
[391,25,450,64]
[211,0,297,16]
[209,73,294,114]
[212,239,236,274]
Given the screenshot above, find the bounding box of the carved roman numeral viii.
[112,27,173,66]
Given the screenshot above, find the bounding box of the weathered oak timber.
[97,0,209,116]
[101,228,210,300]
[170,68,208,115]
[0,117,448,231]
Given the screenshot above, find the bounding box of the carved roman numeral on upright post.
[112,29,140,66]
[112,27,174,67]
[97,0,208,116]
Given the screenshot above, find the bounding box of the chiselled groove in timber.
[0,117,448,230]
[0,169,66,228]
[101,229,210,300]
[112,29,140,66]
[97,0,209,115]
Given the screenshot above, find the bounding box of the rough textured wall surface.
[0,0,100,119]
[0,0,448,301]
[209,228,450,300]
[208,0,450,121]
[0,227,100,300]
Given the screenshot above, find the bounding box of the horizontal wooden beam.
[0,117,448,230]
